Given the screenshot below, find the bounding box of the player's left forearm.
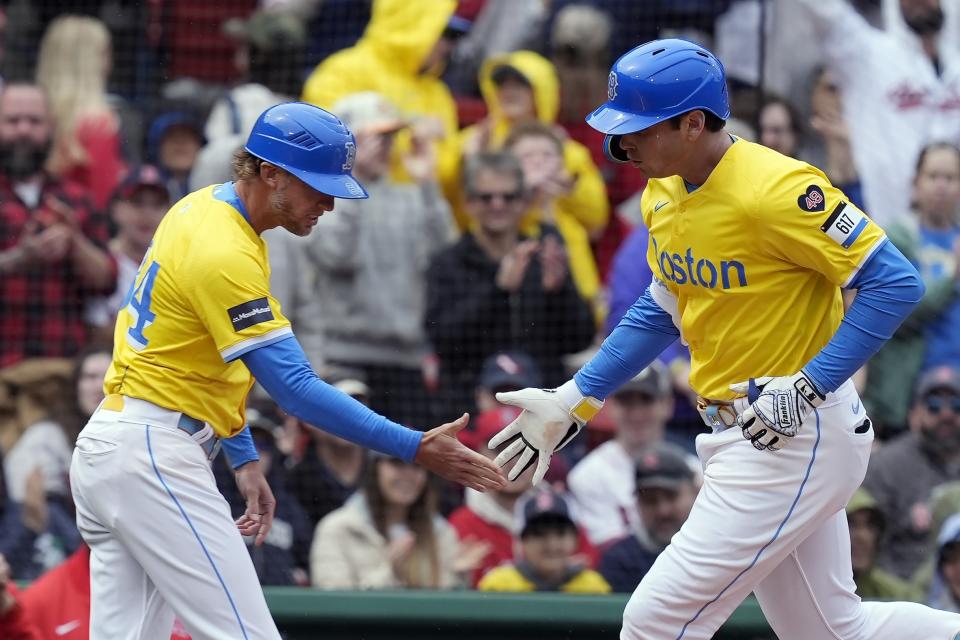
[574,286,679,400]
[803,239,924,394]
[243,336,423,461]
[72,233,115,290]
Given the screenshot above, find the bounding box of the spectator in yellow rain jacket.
[505,121,603,317]
[301,0,463,186]
[450,50,608,313]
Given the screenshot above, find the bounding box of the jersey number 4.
[123,260,161,350]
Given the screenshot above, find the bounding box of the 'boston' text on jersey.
[651,236,747,289]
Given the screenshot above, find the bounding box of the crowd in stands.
[3,0,960,636]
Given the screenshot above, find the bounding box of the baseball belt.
[101,394,221,461]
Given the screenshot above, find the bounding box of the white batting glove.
[488,380,603,485]
[730,371,825,451]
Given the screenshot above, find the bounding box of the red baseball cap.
[113,164,168,203]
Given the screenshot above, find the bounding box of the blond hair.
[232,148,262,181]
[36,15,114,172]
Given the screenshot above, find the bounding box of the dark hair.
[940,539,960,568]
[668,109,726,133]
[760,95,802,137]
[504,121,564,155]
[362,458,441,588]
[48,343,113,444]
[521,514,577,539]
[462,150,526,197]
[914,141,960,175]
[490,64,532,89]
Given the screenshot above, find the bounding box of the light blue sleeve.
[241,336,423,461]
[574,286,679,400]
[221,427,259,469]
[803,239,925,393]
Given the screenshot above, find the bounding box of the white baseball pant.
[69,397,281,640]
[621,380,960,640]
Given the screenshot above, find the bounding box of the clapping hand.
[496,239,540,292]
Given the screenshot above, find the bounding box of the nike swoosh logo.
[654,201,669,212]
[852,399,861,414]
[56,620,81,635]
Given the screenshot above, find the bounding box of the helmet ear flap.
[604,135,629,163]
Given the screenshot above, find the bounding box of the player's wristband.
[556,379,603,425]
[221,427,260,469]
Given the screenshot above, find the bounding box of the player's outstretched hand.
[730,370,825,451]
[234,461,276,546]
[415,414,507,492]
[488,380,602,485]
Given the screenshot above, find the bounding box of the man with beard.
[0,83,115,450]
[598,444,698,593]
[799,0,960,227]
[69,102,504,639]
[864,366,960,580]
[0,83,116,360]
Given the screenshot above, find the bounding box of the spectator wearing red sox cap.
[473,351,543,420]
[86,165,170,332]
[597,443,698,593]
[567,362,692,547]
[477,489,610,593]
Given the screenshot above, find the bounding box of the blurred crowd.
[3,0,960,636]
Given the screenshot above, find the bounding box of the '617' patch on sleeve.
[228,297,274,331]
[820,201,868,249]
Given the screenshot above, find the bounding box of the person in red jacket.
[19,546,190,640]
[451,407,597,587]
[0,553,41,640]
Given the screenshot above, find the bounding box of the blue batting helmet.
[586,39,730,163]
[245,102,368,199]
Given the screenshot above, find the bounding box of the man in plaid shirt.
[0,83,115,447]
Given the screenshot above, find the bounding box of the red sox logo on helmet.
[342,141,356,172]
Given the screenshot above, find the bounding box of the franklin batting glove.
[488,380,603,485]
[730,371,825,451]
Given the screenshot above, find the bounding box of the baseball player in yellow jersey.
[486,40,960,639]
[69,102,505,640]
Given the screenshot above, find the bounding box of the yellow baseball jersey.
[105,183,292,437]
[643,139,886,400]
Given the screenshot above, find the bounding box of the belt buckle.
[697,398,737,430]
[696,398,721,429]
[704,404,723,428]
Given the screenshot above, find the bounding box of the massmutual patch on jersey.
[228,297,274,331]
[820,201,868,249]
[797,184,826,212]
